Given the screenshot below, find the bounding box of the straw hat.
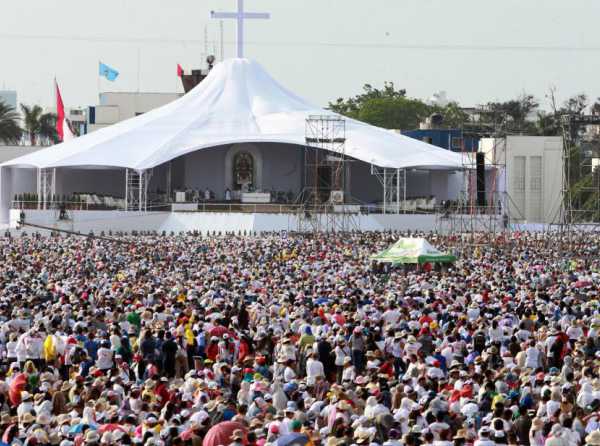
[586,431,600,445]
[354,430,372,444]
[100,432,114,444]
[531,418,544,430]
[36,412,51,425]
[231,429,245,441]
[20,413,35,424]
[326,437,345,446]
[0,413,12,425]
[337,400,352,411]
[453,429,469,440]
[56,414,71,426]
[85,430,101,442]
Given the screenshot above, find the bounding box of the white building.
[480,136,563,224]
[67,108,87,136]
[87,92,181,132]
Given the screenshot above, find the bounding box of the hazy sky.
[2,0,600,111]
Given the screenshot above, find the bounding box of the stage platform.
[8,209,505,234]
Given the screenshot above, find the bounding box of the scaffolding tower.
[370,166,407,214]
[125,169,152,212]
[296,115,358,232]
[36,168,56,210]
[435,128,512,240]
[559,114,600,230]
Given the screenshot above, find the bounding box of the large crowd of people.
[0,230,598,446]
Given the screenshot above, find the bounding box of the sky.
[2,0,600,112]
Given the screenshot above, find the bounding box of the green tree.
[328,82,407,118]
[534,111,561,136]
[20,104,58,146]
[0,100,21,144]
[479,93,539,133]
[329,82,469,130]
[563,93,588,115]
[430,102,470,128]
[355,96,431,130]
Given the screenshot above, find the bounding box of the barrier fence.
[11,200,504,216]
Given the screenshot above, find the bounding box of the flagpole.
[137,48,141,93]
[53,76,57,147]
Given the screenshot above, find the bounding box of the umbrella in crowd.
[203,421,247,446]
[276,432,309,446]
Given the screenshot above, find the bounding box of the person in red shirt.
[154,376,171,408]
[419,312,433,327]
[206,337,219,362]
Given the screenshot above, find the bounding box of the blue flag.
[98,62,119,81]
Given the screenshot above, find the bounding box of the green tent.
[371,237,456,265]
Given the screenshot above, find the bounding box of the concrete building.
[68,108,87,136]
[0,90,17,109]
[87,92,181,132]
[480,136,563,224]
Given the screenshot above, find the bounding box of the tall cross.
[210,0,270,58]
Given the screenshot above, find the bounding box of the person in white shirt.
[96,340,114,371]
[333,339,348,383]
[17,392,34,418]
[382,306,401,326]
[525,341,541,369]
[24,330,43,365]
[305,352,324,386]
[473,427,496,446]
[566,321,584,342]
[283,361,296,382]
[5,333,17,363]
[341,357,356,384]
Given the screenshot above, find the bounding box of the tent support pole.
[52,168,56,206]
[396,168,400,214]
[138,170,143,212]
[36,168,41,210]
[403,169,407,213]
[383,169,387,214]
[166,162,172,204]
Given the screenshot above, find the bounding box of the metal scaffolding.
[125,169,152,212]
[370,166,406,213]
[296,115,357,232]
[37,168,56,210]
[435,134,512,238]
[559,114,600,229]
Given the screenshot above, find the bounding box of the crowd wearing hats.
[0,231,598,445]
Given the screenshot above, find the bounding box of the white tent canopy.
[2,58,464,171]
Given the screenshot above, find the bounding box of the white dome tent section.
[1,58,463,172]
[0,58,464,225]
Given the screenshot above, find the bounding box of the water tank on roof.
[429,113,444,128]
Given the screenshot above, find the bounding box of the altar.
[241,192,271,203]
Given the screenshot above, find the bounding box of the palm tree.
[0,100,21,144]
[20,104,58,146]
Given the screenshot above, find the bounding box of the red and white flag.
[55,80,74,142]
[177,63,184,77]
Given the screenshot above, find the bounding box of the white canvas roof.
[3,58,464,171]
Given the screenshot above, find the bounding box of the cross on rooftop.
[210,0,270,58]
